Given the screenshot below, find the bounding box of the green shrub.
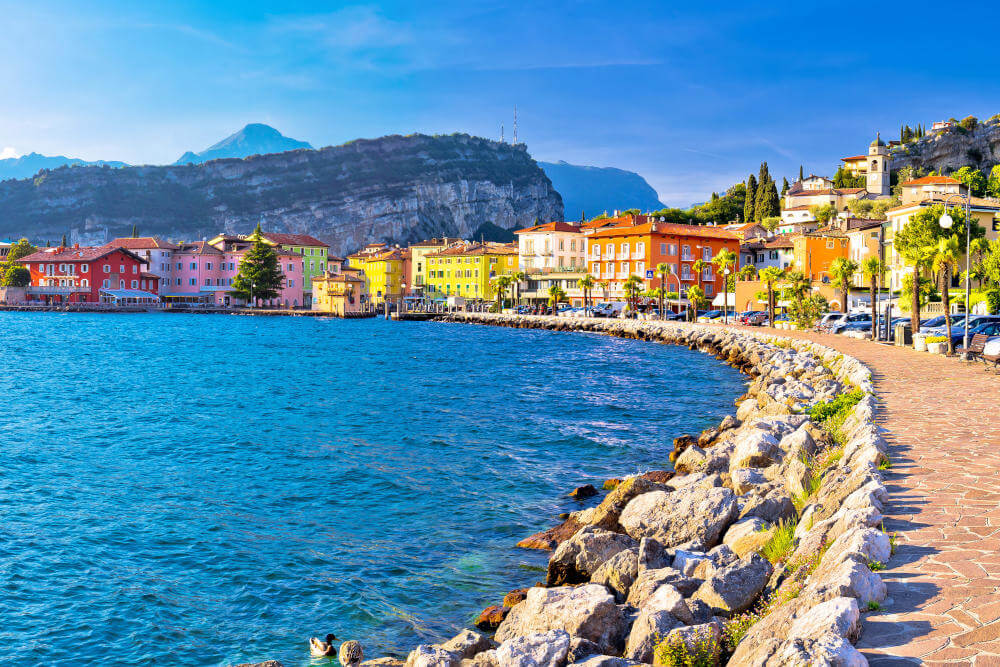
[868,560,886,571]
[654,625,722,667]
[761,519,797,564]
[925,335,948,343]
[807,389,864,423]
[867,600,882,612]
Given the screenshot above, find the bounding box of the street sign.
[645,270,654,279]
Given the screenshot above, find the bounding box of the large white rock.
[618,486,737,550]
[722,517,773,558]
[787,597,861,643]
[495,585,625,656]
[547,526,637,586]
[730,429,783,470]
[690,553,773,616]
[495,630,570,667]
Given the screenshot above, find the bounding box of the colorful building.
[585,216,740,300]
[258,233,329,306]
[791,231,850,287]
[312,269,369,316]
[408,238,464,298]
[21,245,157,304]
[424,242,519,300]
[347,244,407,305]
[514,221,587,272]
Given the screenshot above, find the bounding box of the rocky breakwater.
[393,314,888,666]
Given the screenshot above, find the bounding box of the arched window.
[81,279,89,287]
[871,159,878,171]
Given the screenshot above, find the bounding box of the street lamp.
[939,193,972,354]
[723,267,732,324]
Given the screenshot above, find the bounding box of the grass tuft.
[867,600,882,612]
[761,518,797,565]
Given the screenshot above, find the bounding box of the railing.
[27,285,90,294]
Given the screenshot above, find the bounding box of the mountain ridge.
[538,160,664,221]
[173,123,312,165]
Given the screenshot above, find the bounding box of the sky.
[2,0,1000,206]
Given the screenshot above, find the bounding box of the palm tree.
[932,235,961,355]
[511,270,526,306]
[577,274,596,316]
[691,259,707,293]
[547,284,566,315]
[623,274,643,313]
[861,257,882,340]
[493,275,512,311]
[738,264,757,282]
[783,270,812,326]
[686,285,707,321]
[759,266,784,327]
[829,257,859,314]
[656,262,672,318]
[711,249,737,324]
[900,244,933,334]
[598,281,609,302]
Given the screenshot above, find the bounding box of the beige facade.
[515,221,586,272]
[312,270,368,316]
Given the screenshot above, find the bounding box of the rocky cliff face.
[0,133,563,254]
[891,117,1000,174]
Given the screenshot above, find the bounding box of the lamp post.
[938,193,972,354]
[723,267,731,324]
[249,281,255,309]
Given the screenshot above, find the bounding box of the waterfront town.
[3,134,999,338]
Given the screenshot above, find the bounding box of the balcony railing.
[27,285,90,294]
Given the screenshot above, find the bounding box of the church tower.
[866,133,890,197]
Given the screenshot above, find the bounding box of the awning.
[711,293,736,307]
[99,289,161,303]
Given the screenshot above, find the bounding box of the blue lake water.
[0,313,746,666]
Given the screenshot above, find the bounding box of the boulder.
[547,526,637,586]
[517,517,584,551]
[570,484,599,500]
[584,476,672,533]
[590,547,639,603]
[673,445,708,475]
[672,549,709,577]
[475,606,508,631]
[626,567,699,607]
[503,588,530,608]
[690,553,773,616]
[495,584,626,656]
[785,458,812,498]
[405,645,458,667]
[637,537,670,572]
[787,597,861,643]
[779,427,816,461]
[440,630,491,661]
[697,427,720,447]
[722,517,773,558]
[642,583,694,624]
[730,468,769,495]
[361,660,404,667]
[730,429,782,470]
[566,638,602,663]
[568,657,640,667]
[658,622,723,667]
[640,470,675,485]
[731,634,866,667]
[624,587,687,663]
[461,650,497,667]
[738,488,796,524]
[618,487,737,550]
[494,630,570,667]
[719,415,740,431]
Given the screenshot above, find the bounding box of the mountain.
[0,133,562,255]
[891,116,1000,175]
[471,221,516,243]
[174,123,312,165]
[538,160,664,221]
[0,153,127,182]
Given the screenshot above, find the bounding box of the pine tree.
[230,224,285,304]
[744,174,757,224]
[781,177,790,197]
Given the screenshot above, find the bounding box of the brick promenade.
[734,326,1000,666]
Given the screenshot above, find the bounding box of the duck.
[309,633,338,658]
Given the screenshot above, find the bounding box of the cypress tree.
[755,178,780,222]
[758,162,772,188]
[60,234,67,247]
[744,174,757,224]
[781,177,790,197]
[131,224,138,238]
[799,165,804,181]
[230,224,285,304]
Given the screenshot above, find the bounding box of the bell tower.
[866,132,890,197]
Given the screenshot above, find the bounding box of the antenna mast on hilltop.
[513,105,518,144]
[500,123,504,143]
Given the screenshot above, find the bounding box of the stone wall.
[385,314,889,667]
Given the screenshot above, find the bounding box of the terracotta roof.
[845,219,885,231]
[902,176,961,186]
[514,221,583,234]
[176,241,222,255]
[427,242,518,257]
[261,232,328,247]
[140,272,161,279]
[588,222,738,241]
[887,196,1000,214]
[786,188,865,197]
[783,205,814,212]
[764,236,796,249]
[106,237,179,250]
[21,245,147,264]
[841,155,867,162]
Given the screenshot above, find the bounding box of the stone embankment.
[369,314,891,667]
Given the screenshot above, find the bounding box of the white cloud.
[0,146,19,159]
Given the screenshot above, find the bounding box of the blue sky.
[2,0,999,206]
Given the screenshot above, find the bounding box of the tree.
[782,270,814,327]
[931,235,961,354]
[493,275,512,311]
[511,271,526,306]
[577,274,595,316]
[230,224,285,305]
[738,264,757,281]
[131,224,138,238]
[829,257,858,312]
[691,258,706,292]
[761,216,781,232]
[861,257,882,340]
[754,177,780,222]
[781,177,790,197]
[809,203,836,226]
[894,204,983,332]
[1,238,37,287]
[655,262,671,318]
[711,248,737,323]
[623,274,643,312]
[988,165,1000,198]
[685,285,707,321]
[759,267,784,327]
[952,166,987,197]
[799,165,804,181]
[60,234,67,248]
[744,174,757,227]
[547,284,566,314]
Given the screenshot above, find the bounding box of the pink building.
[161,237,304,307]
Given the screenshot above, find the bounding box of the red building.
[20,245,158,304]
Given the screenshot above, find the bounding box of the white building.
[514,221,586,272]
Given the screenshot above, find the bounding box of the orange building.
[584,216,739,300]
[792,230,850,286]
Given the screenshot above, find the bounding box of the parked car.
[697,310,723,322]
[824,312,872,334]
[923,314,999,336]
[816,312,844,331]
[945,319,1000,349]
[592,302,626,318]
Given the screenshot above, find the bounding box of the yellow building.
[347,243,406,305]
[408,237,464,298]
[312,269,369,316]
[424,242,518,300]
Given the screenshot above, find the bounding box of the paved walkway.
[733,326,1000,666]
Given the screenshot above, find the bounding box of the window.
[605,262,613,275]
[705,284,714,295]
[207,262,213,270]
[81,279,89,287]
[176,262,182,270]
[102,279,109,288]
[289,279,295,287]
[81,264,88,273]
[605,244,614,258]
[659,243,666,254]
[119,279,125,289]
[558,240,564,251]
[681,245,691,260]
[189,278,196,286]
[826,240,835,249]
[570,239,576,251]
[636,242,645,256]
[131,280,138,289]
[288,263,295,272]
[204,278,210,286]
[132,265,137,274]
[620,242,628,255]
[591,245,600,257]
[703,247,712,260]
[190,262,197,270]
[103,264,111,273]
[669,244,677,255]
[120,264,125,273]
[636,262,645,276]
[619,261,628,274]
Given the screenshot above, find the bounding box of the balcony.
[27,285,90,295]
